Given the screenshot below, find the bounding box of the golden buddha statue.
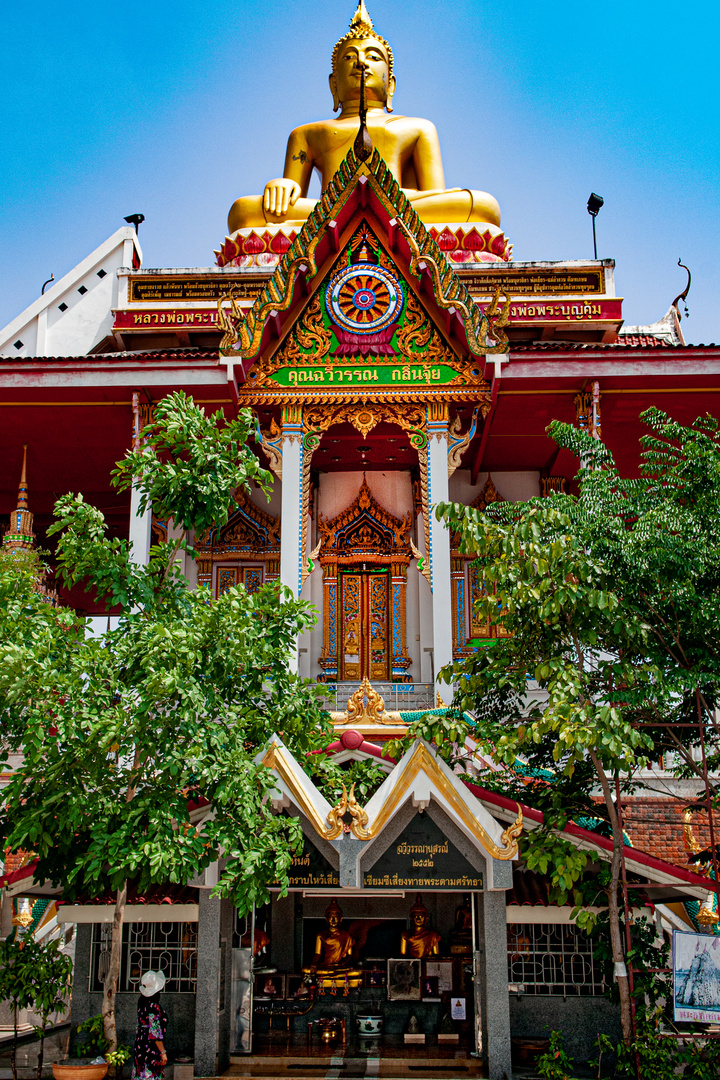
[228,0,501,232]
[400,894,442,958]
[450,894,473,955]
[303,899,362,982]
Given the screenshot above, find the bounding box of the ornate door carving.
[339,569,391,681]
[318,477,412,683]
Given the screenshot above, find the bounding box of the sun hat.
[139,970,166,997]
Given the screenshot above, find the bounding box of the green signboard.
[269,363,474,388]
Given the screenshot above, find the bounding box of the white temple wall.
[415,513,435,683]
[449,469,541,504]
[317,469,413,519]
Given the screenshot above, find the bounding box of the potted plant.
[54,1014,131,1080]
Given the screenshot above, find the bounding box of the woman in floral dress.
[131,971,169,1080]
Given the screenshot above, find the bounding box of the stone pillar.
[279,406,304,673]
[476,891,512,1080]
[216,899,235,1074]
[194,892,221,1078]
[427,405,453,698]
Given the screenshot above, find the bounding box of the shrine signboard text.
[462,266,606,296]
[364,814,482,890]
[128,276,265,303]
[283,835,339,889]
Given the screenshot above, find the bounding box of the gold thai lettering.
[396,842,448,855]
[363,873,482,888]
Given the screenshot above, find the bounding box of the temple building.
[2,4,719,1077]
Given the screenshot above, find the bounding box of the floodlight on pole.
[124,213,145,234]
[587,193,604,259]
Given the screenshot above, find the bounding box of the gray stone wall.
[70,924,196,1062]
[510,995,621,1065]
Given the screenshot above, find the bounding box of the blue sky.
[2,0,718,343]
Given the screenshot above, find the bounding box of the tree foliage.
[0,392,330,1049]
[431,409,720,1042]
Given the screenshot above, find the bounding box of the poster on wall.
[673,929,720,1023]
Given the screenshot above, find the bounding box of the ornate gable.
[219,148,509,406]
[318,475,411,560]
[195,488,281,576]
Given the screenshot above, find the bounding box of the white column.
[129,482,152,567]
[428,432,453,699]
[279,433,303,674]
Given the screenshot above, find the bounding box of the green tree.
[27,938,74,1080]
[429,409,720,1045]
[0,938,36,1080]
[0,392,330,1052]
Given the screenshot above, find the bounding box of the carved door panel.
[217,565,264,598]
[339,569,390,681]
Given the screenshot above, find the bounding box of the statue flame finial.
[350,0,374,31]
[331,0,394,81]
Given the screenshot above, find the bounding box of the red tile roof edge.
[464,780,718,891]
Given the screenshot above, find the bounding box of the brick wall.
[615,797,713,866]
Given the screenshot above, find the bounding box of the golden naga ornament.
[227,1,503,231]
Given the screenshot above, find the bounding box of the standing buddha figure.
[400,894,442,958]
[228,0,501,232]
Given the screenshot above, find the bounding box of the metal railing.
[319,682,435,714]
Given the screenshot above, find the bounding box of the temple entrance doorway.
[318,477,413,683]
[339,567,391,681]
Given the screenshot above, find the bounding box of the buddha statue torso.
[400,894,442,958]
[303,900,361,976]
[228,1,501,233]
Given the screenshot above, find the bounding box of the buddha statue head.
[325,898,344,930]
[330,0,395,114]
[409,893,430,931]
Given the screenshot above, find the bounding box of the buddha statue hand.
[263,178,302,220]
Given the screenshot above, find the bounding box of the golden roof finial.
[3,445,35,551]
[18,444,29,510]
[331,1,394,80]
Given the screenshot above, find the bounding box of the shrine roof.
[509,340,719,352]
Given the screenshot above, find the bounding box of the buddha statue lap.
[400,894,441,958]
[228,0,501,233]
[302,899,362,987]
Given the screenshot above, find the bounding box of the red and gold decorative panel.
[338,570,390,681]
[340,573,362,680]
[216,565,264,598]
[368,572,389,681]
[469,564,509,640]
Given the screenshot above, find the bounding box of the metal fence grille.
[90,921,198,993]
[319,682,434,712]
[507,922,605,996]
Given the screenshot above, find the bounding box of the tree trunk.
[102,882,128,1054]
[589,750,633,1043]
[37,1028,45,1080]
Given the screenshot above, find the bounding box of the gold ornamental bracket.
[330,677,403,726]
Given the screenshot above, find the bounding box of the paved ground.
[0,1027,71,1079]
